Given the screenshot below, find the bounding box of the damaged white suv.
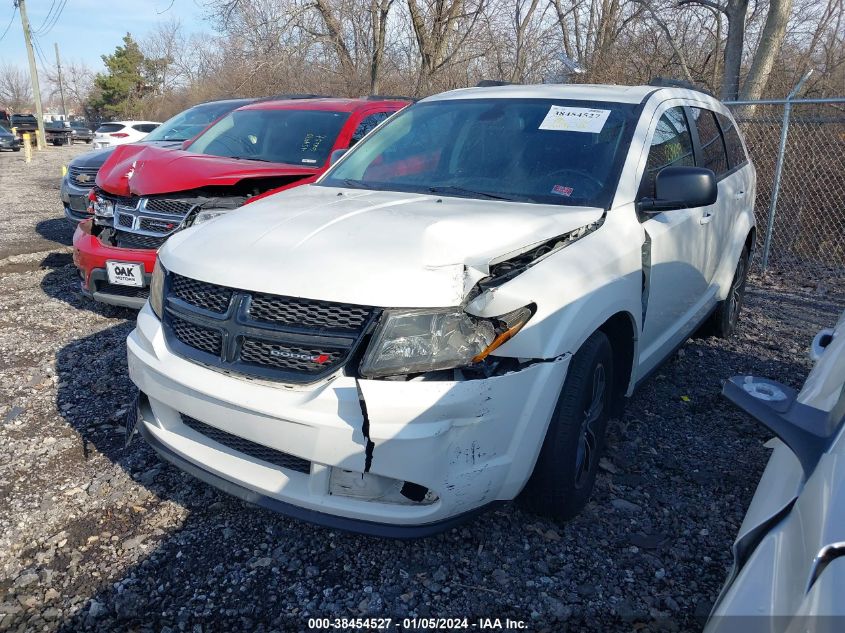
[126,83,755,536]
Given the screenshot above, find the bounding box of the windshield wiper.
[427,185,519,202]
[341,178,377,190]
[229,156,272,162]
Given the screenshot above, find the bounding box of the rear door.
[688,107,735,283]
[636,103,713,373]
[716,110,754,265]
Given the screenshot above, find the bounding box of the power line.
[34,0,69,38]
[0,6,18,43]
[31,0,57,34]
[32,34,51,69]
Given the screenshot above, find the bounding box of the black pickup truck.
[9,114,73,146]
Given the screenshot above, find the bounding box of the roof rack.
[365,95,415,102]
[648,77,714,97]
[476,80,512,87]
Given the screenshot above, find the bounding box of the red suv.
[73,96,409,308]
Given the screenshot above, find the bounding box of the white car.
[92,120,160,149]
[707,311,845,632]
[126,82,756,536]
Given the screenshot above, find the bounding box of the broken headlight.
[149,260,165,319]
[90,193,114,219]
[359,306,532,378]
[191,208,231,226]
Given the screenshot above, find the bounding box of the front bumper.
[0,138,20,150]
[61,177,95,224]
[127,303,569,534]
[73,221,157,309]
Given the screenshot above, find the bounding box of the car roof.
[422,83,708,105]
[104,120,161,125]
[236,97,410,114]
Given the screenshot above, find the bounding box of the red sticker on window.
[551,185,573,196]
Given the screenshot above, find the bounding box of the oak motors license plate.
[106,261,144,287]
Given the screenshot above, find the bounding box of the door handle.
[700,212,713,225]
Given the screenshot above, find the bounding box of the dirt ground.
[0,144,843,632]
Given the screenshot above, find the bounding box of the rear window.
[96,123,125,133]
[11,115,37,124]
[132,124,159,133]
[716,112,747,169]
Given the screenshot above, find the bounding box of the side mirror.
[329,148,347,165]
[181,139,191,151]
[637,166,717,213]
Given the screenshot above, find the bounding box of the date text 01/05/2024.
[306,617,528,630]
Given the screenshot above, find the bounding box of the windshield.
[322,99,637,206]
[70,121,88,129]
[144,101,248,142]
[189,108,349,166]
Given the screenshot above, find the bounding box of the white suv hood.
[161,185,604,307]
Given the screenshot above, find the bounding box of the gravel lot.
[1,145,843,632]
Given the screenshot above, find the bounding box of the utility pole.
[16,0,46,150]
[54,43,66,117]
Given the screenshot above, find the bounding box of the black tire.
[85,139,92,144]
[12,147,20,152]
[519,331,614,521]
[709,244,750,338]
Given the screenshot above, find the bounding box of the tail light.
[110,132,129,138]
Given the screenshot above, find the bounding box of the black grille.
[68,166,98,186]
[240,339,342,373]
[170,316,222,356]
[95,283,149,299]
[115,231,167,250]
[249,294,372,332]
[171,275,232,313]
[139,217,179,233]
[117,213,134,228]
[181,415,311,474]
[162,275,375,383]
[145,198,195,215]
[104,194,138,208]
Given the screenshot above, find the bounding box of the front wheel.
[519,331,614,521]
[710,244,750,338]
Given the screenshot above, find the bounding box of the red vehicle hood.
[95,144,320,196]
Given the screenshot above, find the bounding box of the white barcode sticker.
[539,106,611,133]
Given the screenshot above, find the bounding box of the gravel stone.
[1,144,843,631]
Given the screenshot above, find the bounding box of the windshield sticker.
[539,106,611,133]
[302,158,317,164]
[551,185,574,197]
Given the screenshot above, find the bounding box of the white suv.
[126,83,755,536]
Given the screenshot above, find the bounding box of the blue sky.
[0,0,210,71]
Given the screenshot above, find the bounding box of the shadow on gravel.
[39,255,135,320]
[43,290,829,633]
[36,218,75,248]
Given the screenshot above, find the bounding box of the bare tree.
[0,64,33,112]
[406,0,488,92]
[679,0,749,99]
[740,0,793,100]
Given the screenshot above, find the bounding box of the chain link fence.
[724,97,845,281]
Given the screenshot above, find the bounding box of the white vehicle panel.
[160,185,605,309]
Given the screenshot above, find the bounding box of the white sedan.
[707,310,845,631]
[92,121,160,149]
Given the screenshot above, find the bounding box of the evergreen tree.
[89,34,153,119]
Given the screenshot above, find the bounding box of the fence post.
[761,70,813,271]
